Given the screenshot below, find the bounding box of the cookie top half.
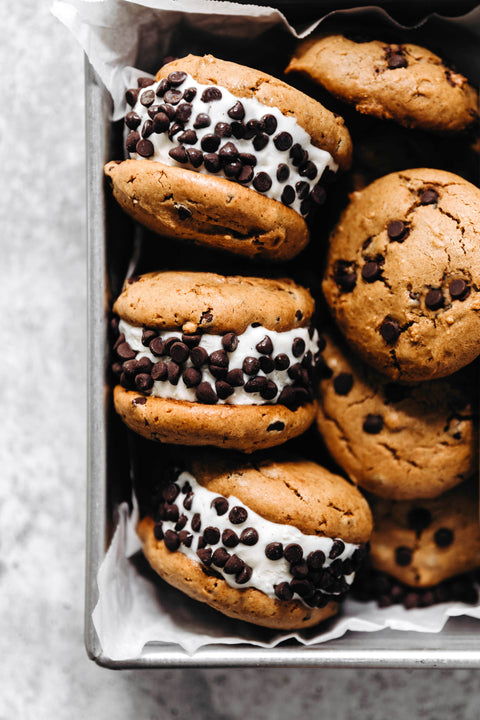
[286,35,479,133]
[322,168,480,382]
[113,271,314,334]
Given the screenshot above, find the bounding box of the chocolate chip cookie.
[322,168,480,382]
[286,34,479,133]
[137,450,372,629]
[316,331,476,500]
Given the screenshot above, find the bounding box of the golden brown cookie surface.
[286,35,479,133]
[316,332,476,500]
[322,169,480,382]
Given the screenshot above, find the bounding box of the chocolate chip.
[148,336,164,357]
[219,332,237,352]
[311,185,327,206]
[225,368,244,386]
[153,522,164,541]
[295,181,310,199]
[116,342,136,360]
[209,350,229,369]
[203,153,220,173]
[253,172,272,193]
[191,346,208,367]
[265,542,283,560]
[125,131,141,153]
[211,496,229,516]
[197,536,206,550]
[292,337,305,358]
[387,220,408,242]
[167,70,187,86]
[164,89,182,105]
[226,100,245,120]
[175,515,187,531]
[235,165,252,183]
[135,373,153,392]
[420,188,439,205]
[449,279,469,301]
[290,143,307,166]
[274,582,293,601]
[125,111,141,130]
[259,356,275,374]
[246,119,265,137]
[150,112,169,134]
[162,484,178,504]
[284,544,303,564]
[191,513,201,533]
[182,87,197,102]
[194,113,211,129]
[334,261,357,293]
[214,122,232,138]
[256,336,273,355]
[178,129,197,145]
[201,134,220,153]
[273,132,293,151]
[132,397,147,405]
[290,578,315,599]
[168,122,184,140]
[215,381,234,400]
[126,88,139,106]
[253,133,269,151]
[163,529,180,552]
[137,78,155,89]
[235,565,253,584]
[229,506,248,525]
[197,548,213,566]
[181,482,192,495]
[182,367,202,388]
[176,204,192,220]
[222,528,239,548]
[203,526,220,545]
[183,492,193,511]
[379,317,400,343]
[168,146,188,163]
[159,103,176,120]
[178,530,193,547]
[201,87,223,102]
[155,78,170,97]
[244,376,268,393]
[240,528,259,546]
[290,561,309,580]
[329,539,345,559]
[300,198,311,216]
[425,289,444,310]
[170,342,189,363]
[407,507,432,533]
[231,121,246,139]
[395,546,412,566]
[277,164,289,182]
[212,548,230,568]
[262,114,278,135]
[387,52,408,69]
[182,333,201,348]
[224,554,244,575]
[362,261,381,282]
[307,550,326,569]
[363,414,384,434]
[274,354,290,370]
[242,357,260,375]
[151,361,168,381]
[434,527,454,548]
[299,161,317,180]
[281,185,295,205]
[167,360,181,385]
[196,381,218,404]
[333,372,354,396]
[219,142,239,163]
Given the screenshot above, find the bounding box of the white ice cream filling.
[118,320,319,405]
[126,72,337,216]
[154,471,361,604]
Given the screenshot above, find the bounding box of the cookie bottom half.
[113,385,317,451]
[104,160,309,261]
[138,516,338,629]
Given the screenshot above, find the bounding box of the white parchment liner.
[53,0,480,660]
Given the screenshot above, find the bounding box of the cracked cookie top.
[322,168,480,382]
[316,331,476,500]
[286,35,479,133]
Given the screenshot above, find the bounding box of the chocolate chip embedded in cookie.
[367,481,480,589]
[112,271,321,451]
[105,54,353,262]
[316,332,476,500]
[286,35,479,133]
[322,168,480,382]
[137,451,372,629]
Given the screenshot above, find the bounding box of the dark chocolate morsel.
[195,381,218,404]
[190,346,208,367]
[221,332,238,352]
[225,368,244,387]
[170,342,189,363]
[449,279,469,301]
[201,87,222,103]
[240,528,259,546]
[259,356,275,374]
[284,544,303,564]
[235,565,253,584]
[307,550,326,569]
[134,138,154,158]
[291,562,309,579]
[244,376,268,393]
[277,164,290,182]
[333,261,357,293]
[215,122,232,139]
[363,414,384,434]
[387,220,408,242]
[149,336,165,356]
[273,132,293,151]
[125,87,139,106]
[253,133,269,151]
[155,78,170,97]
[139,89,155,107]
[163,484,180,503]
[425,289,444,311]
[395,546,413,566]
[176,204,192,220]
[183,492,193,511]
[311,185,326,205]
[175,102,193,124]
[197,547,213,566]
[231,122,246,139]
[329,539,345,559]
[237,165,254,184]
[211,496,229,516]
[152,111,170,133]
[175,515,187,531]
[253,172,272,193]
[167,360,181,385]
[261,114,278,135]
[290,578,315,599]
[182,367,202,388]
[274,354,290,370]
[142,329,157,346]
[182,333,201,348]
[224,554,244,575]
[212,547,230,568]
[168,145,188,164]
[222,528,239,548]
[434,527,454,548]
[209,350,229,368]
[183,87,197,102]
[215,381,234,400]
[256,336,273,355]
[125,111,141,129]
[387,52,408,69]
[242,357,260,375]
[274,582,293,601]
[265,542,283,560]
[407,507,432,533]
[151,361,168,381]
[178,530,193,547]
[420,188,439,205]
[292,337,305,357]
[167,70,187,86]
[333,372,354,396]
[203,153,220,173]
[116,342,136,360]
[177,129,197,145]
[228,101,245,120]
[379,317,400,343]
[135,373,153,392]
[229,506,248,524]
[295,181,309,200]
[362,261,381,282]
[163,529,180,552]
[299,161,317,180]
[193,113,211,129]
[137,77,155,88]
[281,185,295,206]
[191,513,201,533]
[153,522,164,541]
[201,134,221,153]
[203,526,221,545]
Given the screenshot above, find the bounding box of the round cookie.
[286,35,479,133]
[137,451,372,629]
[105,54,352,262]
[112,271,320,451]
[367,482,480,590]
[322,168,480,382]
[316,331,476,500]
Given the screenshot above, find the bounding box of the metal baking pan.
[85,3,480,667]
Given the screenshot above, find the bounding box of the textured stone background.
[2,2,480,718]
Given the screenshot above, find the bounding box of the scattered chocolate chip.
[274,354,290,370]
[132,396,147,405]
[229,506,248,524]
[407,507,432,533]
[169,342,189,364]
[211,497,229,516]
[164,89,182,105]
[274,132,293,151]
[227,101,245,120]
[299,161,317,180]
[212,547,230,567]
[191,513,201,533]
[329,539,345,559]
[295,181,310,199]
[256,336,273,355]
[222,528,239,548]
[243,357,260,375]
[168,145,188,163]
[224,554,244,575]
[219,141,239,163]
[333,372,354,396]
[164,529,180,551]
[193,113,211,129]
[244,376,268,393]
[116,342,136,360]
[362,261,381,282]
[182,333,201,348]
[225,368,244,386]
[292,337,305,358]
[290,578,315,599]
[183,87,197,102]
[387,220,408,242]
[125,111,141,130]
[311,185,327,206]
[191,346,208,367]
[235,565,253,584]
[395,546,412,566]
[274,582,293,601]
[215,122,232,138]
[240,528,259,546]
[196,381,218,404]
[135,373,153,392]
[182,367,202,388]
[220,332,238,352]
[201,87,222,102]
[215,381,234,400]
[261,114,278,135]
[126,88,139,106]
[434,527,454,548]
[231,121,246,139]
[420,188,439,205]
[167,360,181,385]
[307,550,326,569]
[160,103,176,120]
[126,131,141,153]
[300,198,312,215]
[253,133,269,151]
[151,111,169,134]
[259,356,275,374]
[265,542,283,560]
[281,185,295,205]
[175,515,187,531]
[253,172,272,193]
[197,547,213,566]
[291,561,309,579]
[155,78,170,97]
[363,414,384,434]
[178,129,197,145]
[237,165,254,183]
[178,530,193,547]
[203,526,220,545]
[183,492,193,511]
[449,279,469,301]
[379,317,400,343]
[276,164,290,183]
[201,134,220,153]
[290,143,307,166]
[387,52,408,69]
[167,70,187,86]
[333,261,357,293]
[176,204,192,220]
[209,350,229,369]
[425,289,444,311]
[284,544,303,564]
[203,153,220,173]
[153,522,164,541]
[151,361,167,381]
[149,336,165,357]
